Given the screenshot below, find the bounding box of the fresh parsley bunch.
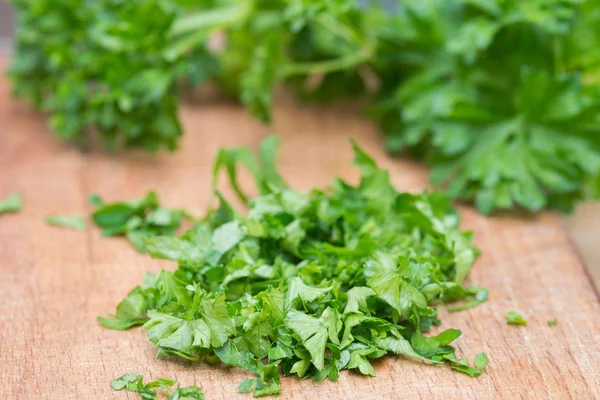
[10,0,600,213]
[8,0,363,149]
[98,137,487,397]
[371,0,600,213]
[8,0,217,151]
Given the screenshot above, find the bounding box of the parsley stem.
[170,2,252,37]
[315,14,363,45]
[281,45,374,78]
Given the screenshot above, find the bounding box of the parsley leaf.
[285,308,341,371]
[449,352,489,377]
[170,385,205,400]
[110,374,204,400]
[91,192,187,252]
[97,277,158,330]
[547,318,558,326]
[143,291,235,358]
[110,374,144,391]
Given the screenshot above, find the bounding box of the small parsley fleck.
[506,311,528,326]
[0,192,23,215]
[45,215,86,231]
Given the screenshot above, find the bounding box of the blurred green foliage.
[8,0,600,213]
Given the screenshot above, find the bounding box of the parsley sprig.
[99,137,488,397]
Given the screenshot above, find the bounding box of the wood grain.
[1,60,599,400]
[565,202,600,289]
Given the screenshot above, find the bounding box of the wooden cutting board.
[1,60,599,400]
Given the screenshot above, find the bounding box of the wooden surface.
[565,202,600,289]
[1,62,600,400]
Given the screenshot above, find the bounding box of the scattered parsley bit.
[45,215,86,231]
[98,137,488,397]
[450,352,489,377]
[547,319,558,327]
[110,374,204,400]
[87,194,104,207]
[447,287,489,313]
[0,192,23,215]
[506,311,528,326]
[90,192,188,252]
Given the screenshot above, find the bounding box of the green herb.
[11,1,600,213]
[110,374,204,400]
[506,311,527,326]
[9,0,218,151]
[90,192,188,252]
[449,352,489,377]
[98,137,488,397]
[373,0,600,214]
[447,288,489,313]
[45,215,86,231]
[547,318,558,327]
[0,192,23,215]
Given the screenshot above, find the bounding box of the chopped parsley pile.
[98,137,487,397]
